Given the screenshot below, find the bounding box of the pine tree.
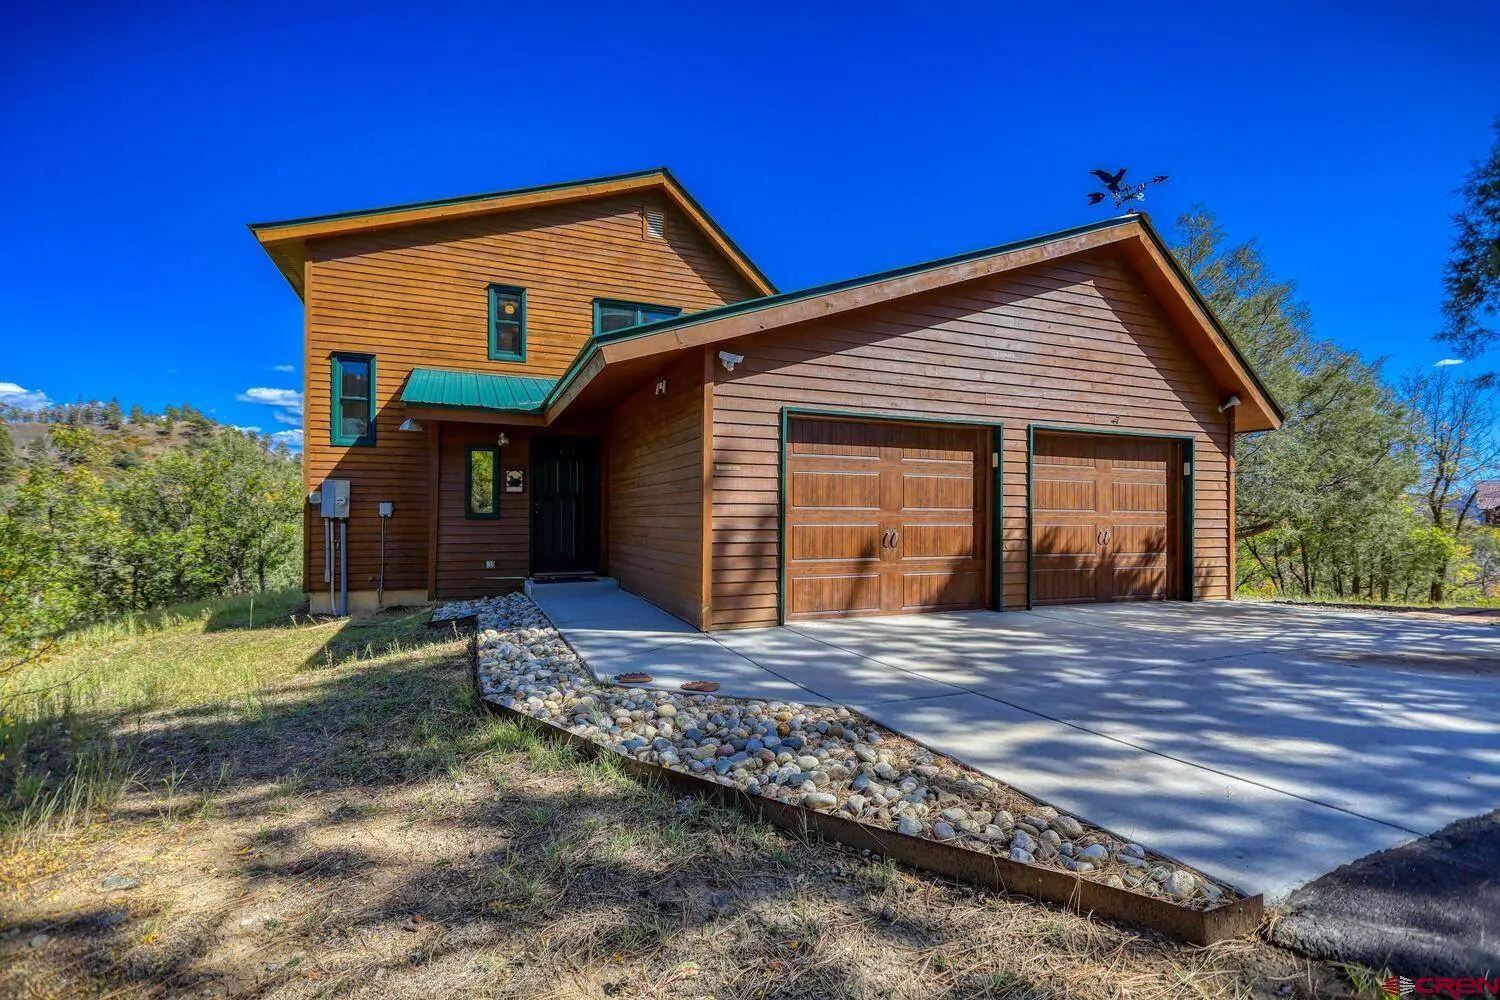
[1439,119,1500,357]
[0,422,18,488]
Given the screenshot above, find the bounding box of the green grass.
[0,589,461,842]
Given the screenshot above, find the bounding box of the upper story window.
[330,352,376,447]
[488,284,526,361]
[593,298,682,335]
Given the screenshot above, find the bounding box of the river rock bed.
[450,592,1237,910]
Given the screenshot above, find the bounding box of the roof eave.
[247,168,776,300]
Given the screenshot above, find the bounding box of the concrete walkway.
[527,580,1500,902]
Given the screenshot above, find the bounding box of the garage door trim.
[778,407,1004,625]
[1025,422,1195,609]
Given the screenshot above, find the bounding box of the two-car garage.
[782,415,1187,621]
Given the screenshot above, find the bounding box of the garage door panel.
[792,470,881,510]
[902,522,976,559]
[791,421,882,459]
[1033,523,1096,556]
[1105,438,1171,471]
[1034,567,1097,604]
[1111,524,1169,556]
[1110,567,1169,600]
[903,474,973,511]
[1034,434,1095,466]
[791,574,881,616]
[1035,479,1097,513]
[902,570,984,611]
[791,522,884,562]
[1112,482,1168,513]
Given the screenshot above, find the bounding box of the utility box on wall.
[320,479,351,518]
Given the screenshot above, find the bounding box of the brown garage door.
[1031,432,1180,605]
[785,417,988,620]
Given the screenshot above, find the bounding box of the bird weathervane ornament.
[1087,168,1168,210]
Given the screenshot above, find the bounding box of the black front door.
[531,436,600,575]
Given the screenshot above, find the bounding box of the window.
[466,446,499,518]
[488,285,526,361]
[330,353,376,447]
[593,298,682,335]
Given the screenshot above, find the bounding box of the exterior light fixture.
[1217,395,1241,413]
[398,417,424,432]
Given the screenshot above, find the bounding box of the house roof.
[540,213,1284,432]
[248,167,776,299]
[401,369,555,413]
[1473,481,1500,510]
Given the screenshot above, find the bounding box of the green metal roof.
[402,369,556,413]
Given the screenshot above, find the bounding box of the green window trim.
[465,445,501,519]
[592,297,682,335]
[330,352,376,447]
[488,284,527,362]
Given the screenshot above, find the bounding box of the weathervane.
[1087,168,1168,210]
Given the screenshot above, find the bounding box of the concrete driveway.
[529,582,1500,901]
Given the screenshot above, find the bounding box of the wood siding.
[708,249,1233,630]
[435,424,532,598]
[299,193,758,595]
[605,353,706,626]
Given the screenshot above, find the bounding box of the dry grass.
[0,597,1378,998]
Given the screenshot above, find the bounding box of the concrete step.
[524,576,619,599]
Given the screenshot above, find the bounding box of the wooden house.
[250,168,1280,626]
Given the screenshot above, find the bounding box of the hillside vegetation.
[0,402,303,687]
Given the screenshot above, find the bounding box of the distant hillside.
[9,420,205,461]
[3,399,298,475]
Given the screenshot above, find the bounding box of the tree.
[102,398,125,430]
[1439,118,1500,357]
[1399,366,1500,599]
[0,423,17,489]
[1171,208,1415,543]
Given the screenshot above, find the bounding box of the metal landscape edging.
[457,620,1265,947]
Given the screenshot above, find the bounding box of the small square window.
[330,353,376,447]
[489,285,526,361]
[466,445,499,518]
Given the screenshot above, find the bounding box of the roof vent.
[644,208,666,240]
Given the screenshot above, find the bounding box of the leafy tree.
[1399,366,1500,599]
[1171,208,1415,544]
[1439,118,1500,357]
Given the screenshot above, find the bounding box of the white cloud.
[270,428,304,449]
[231,425,263,435]
[272,409,300,426]
[272,364,296,373]
[1435,358,1465,367]
[237,387,304,414]
[0,381,52,410]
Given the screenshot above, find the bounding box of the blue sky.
[2,1,1497,449]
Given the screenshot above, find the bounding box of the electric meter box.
[320,479,351,518]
